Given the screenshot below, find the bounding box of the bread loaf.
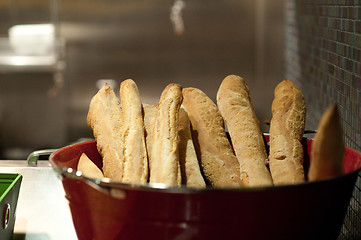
[182,87,243,188]
[178,106,206,188]
[143,104,157,171]
[217,75,273,187]
[308,104,344,181]
[77,153,104,179]
[87,84,124,181]
[149,84,183,186]
[268,80,306,185]
[119,79,149,184]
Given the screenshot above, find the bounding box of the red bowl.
[50,137,361,240]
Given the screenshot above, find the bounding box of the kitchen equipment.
[0,173,22,240]
[49,136,361,240]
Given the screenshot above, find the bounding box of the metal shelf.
[0,37,65,73]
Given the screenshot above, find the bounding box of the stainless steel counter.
[1,160,78,240]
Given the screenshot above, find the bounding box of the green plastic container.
[0,173,22,240]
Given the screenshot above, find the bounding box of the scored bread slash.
[182,87,243,188]
[268,80,306,185]
[178,105,206,188]
[119,79,149,184]
[77,153,104,179]
[308,104,344,181]
[87,83,124,181]
[217,75,273,187]
[149,83,183,186]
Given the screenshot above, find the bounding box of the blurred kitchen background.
[0,0,360,238]
[0,0,284,159]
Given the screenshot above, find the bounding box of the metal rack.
[0,0,65,96]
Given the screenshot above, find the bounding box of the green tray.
[0,173,22,240]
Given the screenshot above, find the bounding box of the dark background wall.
[285,0,361,238]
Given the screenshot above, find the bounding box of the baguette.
[217,75,273,187]
[268,80,306,185]
[178,106,206,188]
[143,104,157,171]
[308,104,344,181]
[87,84,124,181]
[77,153,104,179]
[182,87,243,188]
[149,84,183,186]
[119,79,148,184]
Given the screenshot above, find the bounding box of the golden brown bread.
[149,84,183,186]
[217,75,273,187]
[143,104,157,171]
[178,106,206,188]
[77,153,104,179]
[119,79,149,184]
[268,80,306,185]
[308,104,344,181]
[87,83,124,181]
[182,87,243,188]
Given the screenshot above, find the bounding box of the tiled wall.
[285,0,361,239]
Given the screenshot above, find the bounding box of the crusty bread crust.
[308,104,344,181]
[77,153,104,179]
[217,75,273,187]
[143,104,157,171]
[87,83,124,181]
[149,84,183,186]
[178,106,206,188]
[119,79,149,184]
[182,87,243,188]
[268,80,306,185]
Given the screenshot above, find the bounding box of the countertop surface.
[1,160,78,240]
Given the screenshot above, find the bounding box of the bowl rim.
[49,139,361,194]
